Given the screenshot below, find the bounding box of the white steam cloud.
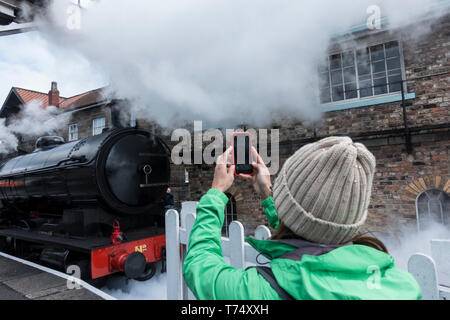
[32,0,444,128]
[0,100,70,154]
[102,262,167,300]
[380,222,450,278]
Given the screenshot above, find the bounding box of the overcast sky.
[0,30,107,104]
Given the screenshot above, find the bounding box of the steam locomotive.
[0,128,171,285]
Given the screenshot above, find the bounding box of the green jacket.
[183,189,421,300]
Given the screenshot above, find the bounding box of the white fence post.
[181,201,198,230]
[430,239,450,287]
[408,253,439,300]
[255,225,271,240]
[407,239,450,300]
[229,221,245,269]
[165,209,181,300]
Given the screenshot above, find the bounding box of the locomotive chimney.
[48,81,60,107]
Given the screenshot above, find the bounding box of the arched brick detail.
[402,175,450,202]
[226,186,245,202]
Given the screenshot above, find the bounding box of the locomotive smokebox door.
[101,131,170,214]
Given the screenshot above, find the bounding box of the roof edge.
[0,87,23,117]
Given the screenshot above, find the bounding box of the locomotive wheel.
[134,262,156,281]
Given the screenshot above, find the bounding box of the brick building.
[182,10,450,237]
[1,7,449,239]
[1,83,112,152]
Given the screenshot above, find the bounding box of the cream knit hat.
[273,136,376,244]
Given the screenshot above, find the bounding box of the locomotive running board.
[0,226,165,253]
[0,228,107,253]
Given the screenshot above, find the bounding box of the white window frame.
[416,189,449,232]
[320,33,407,107]
[92,117,106,136]
[68,123,78,141]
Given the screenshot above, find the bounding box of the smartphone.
[231,132,254,176]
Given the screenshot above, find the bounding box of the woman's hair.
[271,222,389,254]
[352,230,389,254]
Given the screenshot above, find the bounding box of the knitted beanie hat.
[272,136,376,244]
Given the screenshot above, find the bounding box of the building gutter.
[0,22,36,36]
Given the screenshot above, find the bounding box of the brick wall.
[365,132,449,236]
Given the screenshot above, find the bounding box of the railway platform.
[0,252,114,300]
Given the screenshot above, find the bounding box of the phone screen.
[233,134,253,175]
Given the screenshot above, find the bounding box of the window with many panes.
[68,123,78,141]
[320,41,403,103]
[416,189,449,231]
[92,117,106,136]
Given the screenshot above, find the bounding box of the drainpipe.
[400,80,413,154]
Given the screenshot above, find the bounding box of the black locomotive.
[0,128,171,284]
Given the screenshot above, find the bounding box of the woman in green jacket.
[183,136,421,300]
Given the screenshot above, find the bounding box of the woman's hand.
[211,147,235,193]
[239,147,272,199]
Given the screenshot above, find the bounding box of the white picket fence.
[165,201,271,300]
[408,239,450,300]
[165,201,450,300]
